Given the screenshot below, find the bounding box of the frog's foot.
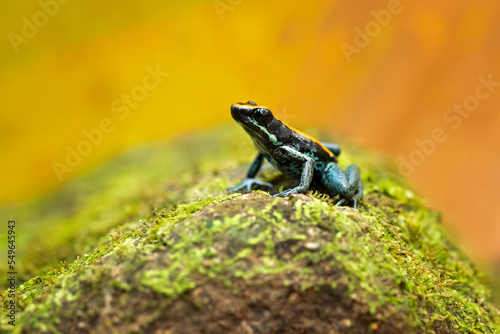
[321,163,363,209]
[227,178,273,194]
[273,186,306,197]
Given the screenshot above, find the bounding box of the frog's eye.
[246,100,257,106]
[253,108,273,123]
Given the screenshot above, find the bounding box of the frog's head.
[230,101,280,149]
[230,101,273,125]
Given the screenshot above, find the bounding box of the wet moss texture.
[1,125,499,333]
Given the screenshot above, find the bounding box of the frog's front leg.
[321,163,363,208]
[321,142,341,156]
[227,153,273,193]
[273,146,315,197]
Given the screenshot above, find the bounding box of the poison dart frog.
[227,101,363,208]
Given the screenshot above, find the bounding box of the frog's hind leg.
[321,163,363,208]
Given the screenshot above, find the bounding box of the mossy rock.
[1,125,499,333]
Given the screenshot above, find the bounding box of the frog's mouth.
[236,119,280,150]
[236,119,265,140]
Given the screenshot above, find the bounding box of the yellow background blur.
[1,1,499,266]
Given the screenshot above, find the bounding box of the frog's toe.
[227,182,248,193]
[252,179,273,189]
[335,198,347,207]
[227,184,244,194]
[336,194,362,209]
[353,192,363,209]
[274,189,298,197]
[227,178,272,194]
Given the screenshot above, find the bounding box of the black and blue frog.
[227,101,363,208]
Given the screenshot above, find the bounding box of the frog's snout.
[230,104,245,121]
[230,103,241,114]
[231,101,259,122]
[231,103,251,117]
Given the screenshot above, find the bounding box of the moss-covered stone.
[1,124,499,333]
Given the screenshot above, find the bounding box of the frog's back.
[267,122,337,179]
[276,121,337,162]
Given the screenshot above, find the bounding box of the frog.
[227,101,363,208]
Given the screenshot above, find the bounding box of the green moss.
[0,124,499,333]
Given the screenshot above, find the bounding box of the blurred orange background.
[1,0,499,266]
